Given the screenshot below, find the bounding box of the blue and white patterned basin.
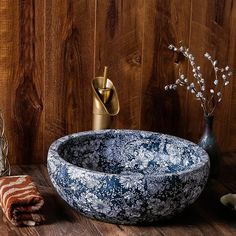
[47,129,209,225]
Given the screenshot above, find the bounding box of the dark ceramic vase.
[198,115,221,178]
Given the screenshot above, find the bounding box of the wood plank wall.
[0,0,235,164]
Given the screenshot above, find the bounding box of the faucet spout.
[91,76,119,130]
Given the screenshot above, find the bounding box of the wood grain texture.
[0,154,236,235]
[44,0,95,159]
[0,1,16,165]
[220,0,236,151]
[140,0,191,137]
[0,0,235,164]
[0,0,44,164]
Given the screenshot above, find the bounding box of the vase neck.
[204,115,214,131]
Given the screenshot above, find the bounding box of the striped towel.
[0,175,45,226]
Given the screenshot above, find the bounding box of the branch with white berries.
[164,44,233,116]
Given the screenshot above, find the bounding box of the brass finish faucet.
[91,67,120,130]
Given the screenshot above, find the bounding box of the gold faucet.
[91,66,120,130]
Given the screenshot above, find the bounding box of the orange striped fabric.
[0,175,45,226]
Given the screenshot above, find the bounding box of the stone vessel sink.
[47,130,209,225]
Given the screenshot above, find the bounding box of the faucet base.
[92,114,112,130]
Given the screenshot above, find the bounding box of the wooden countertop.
[1,153,236,236]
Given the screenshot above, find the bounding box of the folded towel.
[0,175,45,226]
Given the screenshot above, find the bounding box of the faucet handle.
[102,66,108,89]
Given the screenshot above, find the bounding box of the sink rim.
[48,129,209,178]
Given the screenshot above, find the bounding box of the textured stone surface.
[47,129,209,224]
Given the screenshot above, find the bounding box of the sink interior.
[58,131,204,175]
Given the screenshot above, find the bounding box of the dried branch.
[165,44,233,116]
[0,110,10,177]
